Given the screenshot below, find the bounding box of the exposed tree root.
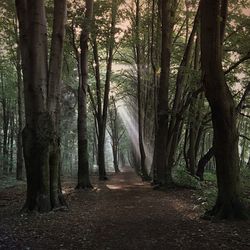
[20,194,68,214]
[202,199,249,221]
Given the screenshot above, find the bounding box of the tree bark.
[1,75,10,175]
[135,0,150,181]
[152,0,173,186]
[9,111,15,174]
[47,0,67,209]
[16,0,67,212]
[108,97,124,173]
[196,146,214,181]
[76,0,93,189]
[92,37,107,180]
[200,0,247,219]
[16,38,24,180]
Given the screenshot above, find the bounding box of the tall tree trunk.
[97,123,107,179]
[1,76,9,175]
[16,0,67,212]
[92,39,103,178]
[239,120,248,167]
[200,0,247,219]
[16,37,24,180]
[152,0,173,186]
[21,0,52,212]
[9,112,15,174]
[167,4,200,175]
[2,102,9,175]
[108,97,123,173]
[76,0,93,189]
[47,0,67,209]
[92,0,118,180]
[111,141,119,173]
[135,0,150,181]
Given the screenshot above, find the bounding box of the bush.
[203,172,217,182]
[173,168,201,189]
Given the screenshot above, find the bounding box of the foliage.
[173,168,201,189]
[196,170,250,211]
[0,0,249,222]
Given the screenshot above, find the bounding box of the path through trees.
[1,171,250,249]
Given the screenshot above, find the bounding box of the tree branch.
[239,134,250,141]
[239,112,250,119]
[87,85,98,118]
[236,82,250,112]
[224,52,250,75]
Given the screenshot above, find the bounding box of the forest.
[0,0,250,249]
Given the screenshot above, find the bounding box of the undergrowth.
[194,168,250,212]
[173,168,201,189]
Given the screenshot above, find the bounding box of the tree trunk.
[247,154,250,169]
[112,143,119,173]
[167,4,200,177]
[108,97,123,173]
[152,0,173,186]
[196,146,214,181]
[47,0,67,209]
[1,76,9,175]
[92,0,118,180]
[135,0,150,181]
[200,0,247,219]
[76,0,93,189]
[92,37,106,180]
[16,0,67,212]
[16,38,24,180]
[97,127,107,180]
[239,120,248,167]
[9,112,15,174]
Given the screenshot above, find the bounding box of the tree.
[135,0,151,180]
[16,34,24,180]
[1,73,10,174]
[151,0,174,186]
[12,8,25,180]
[91,0,120,180]
[108,96,124,173]
[0,1,25,179]
[15,0,67,212]
[76,0,94,189]
[200,0,247,219]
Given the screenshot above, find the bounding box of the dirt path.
[0,170,250,250]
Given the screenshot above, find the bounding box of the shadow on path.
[0,171,250,249]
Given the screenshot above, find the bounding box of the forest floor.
[0,168,250,250]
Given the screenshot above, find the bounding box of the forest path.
[1,171,250,249]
